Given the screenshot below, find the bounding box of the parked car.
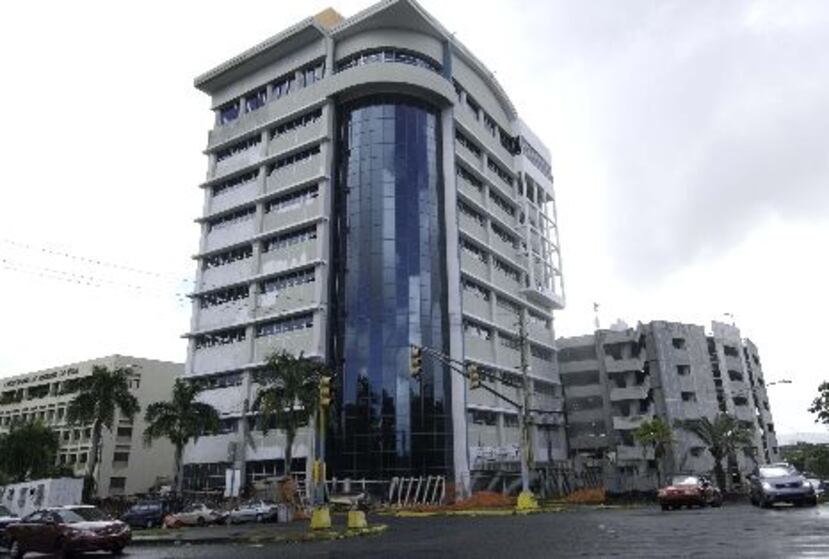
[658,475,723,510]
[5,505,131,559]
[750,464,817,508]
[227,500,279,524]
[121,500,175,529]
[0,505,20,548]
[806,478,828,501]
[163,503,225,528]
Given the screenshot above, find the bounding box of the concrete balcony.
[612,415,650,431]
[604,356,645,374]
[260,242,318,276]
[460,252,489,280]
[492,269,522,294]
[197,302,252,331]
[521,283,565,310]
[253,329,315,363]
[256,283,316,317]
[497,346,521,370]
[563,384,603,399]
[265,158,324,194]
[213,146,262,179]
[468,387,499,408]
[489,202,517,229]
[461,292,491,321]
[569,434,609,450]
[532,395,564,414]
[567,407,604,424]
[616,445,655,462]
[262,198,323,234]
[197,385,247,417]
[457,176,485,206]
[268,122,324,158]
[183,432,239,464]
[199,258,255,292]
[204,220,257,253]
[191,342,250,376]
[609,381,650,402]
[459,212,487,242]
[209,180,260,214]
[463,334,494,363]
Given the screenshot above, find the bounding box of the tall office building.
[558,321,779,492]
[184,0,564,494]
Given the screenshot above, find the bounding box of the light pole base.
[516,490,539,512]
[347,509,368,529]
[310,506,332,530]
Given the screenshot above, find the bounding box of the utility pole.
[516,312,539,511]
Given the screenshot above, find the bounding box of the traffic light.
[319,376,332,408]
[468,364,481,389]
[410,345,423,379]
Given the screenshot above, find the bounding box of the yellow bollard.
[516,490,540,512]
[310,506,332,530]
[347,509,368,530]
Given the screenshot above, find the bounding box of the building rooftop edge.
[1,354,184,383]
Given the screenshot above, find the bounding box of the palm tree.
[253,350,329,479]
[633,418,674,486]
[143,379,221,494]
[675,413,754,490]
[66,365,140,497]
[0,420,60,482]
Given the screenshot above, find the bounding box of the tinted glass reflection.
[331,96,452,479]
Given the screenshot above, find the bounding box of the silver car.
[750,464,818,508]
[227,500,279,524]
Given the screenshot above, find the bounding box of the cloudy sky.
[1,0,827,437]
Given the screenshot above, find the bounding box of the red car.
[6,505,131,558]
[658,475,723,510]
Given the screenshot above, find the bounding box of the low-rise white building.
[0,355,181,498]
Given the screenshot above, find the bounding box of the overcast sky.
[1,0,827,437]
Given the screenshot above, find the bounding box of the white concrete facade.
[184,0,565,492]
[0,355,181,498]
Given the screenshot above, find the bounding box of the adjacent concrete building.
[558,321,778,491]
[0,355,181,498]
[183,0,565,495]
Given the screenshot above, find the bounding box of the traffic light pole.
[311,376,332,530]
[516,313,537,510]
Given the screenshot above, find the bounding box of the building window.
[528,312,551,331]
[458,201,485,227]
[733,396,749,407]
[207,206,256,232]
[723,345,740,357]
[262,225,318,253]
[677,365,690,376]
[194,327,247,349]
[489,190,516,218]
[298,60,325,88]
[671,337,686,350]
[464,320,492,340]
[219,102,239,125]
[455,130,481,157]
[112,452,130,465]
[265,184,319,214]
[271,108,322,139]
[271,73,296,100]
[728,370,744,382]
[457,165,483,190]
[116,427,132,439]
[519,137,553,179]
[493,258,520,283]
[211,171,258,197]
[499,334,520,350]
[483,114,497,137]
[531,345,553,361]
[335,48,441,74]
[465,95,481,120]
[469,410,496,426]
[203,245,253,270]
[109,477,126,491]
[260,267,315,294]
[491,223,517,247]
[460,239,488,263]
[503,414,520,428]
[462,279,490,301]
[198,285,249,309]
[245,88,267,113]
[681,392,697,402]
[487,159,513,187]
[255,313,314,338]
[268,145,321,175]
[195,372,243,390]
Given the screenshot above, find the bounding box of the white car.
[227,500,279,524]
[164,503,225,527]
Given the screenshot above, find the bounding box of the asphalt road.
[9,503,829,558]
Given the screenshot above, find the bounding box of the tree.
[633,418,674,486]
[66,365,140,497]
[253,350,329,478]
[675,413,753,491]
[782,442,829,478]
[808,381,829,426]
[0,421,60,482]
[143,378,221,494]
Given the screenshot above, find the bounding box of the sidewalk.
[131,516,387,547]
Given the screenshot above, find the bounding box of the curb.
[131,524,388,547]
[392,506,565,518]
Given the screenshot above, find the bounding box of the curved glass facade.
[330,96,452,479]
